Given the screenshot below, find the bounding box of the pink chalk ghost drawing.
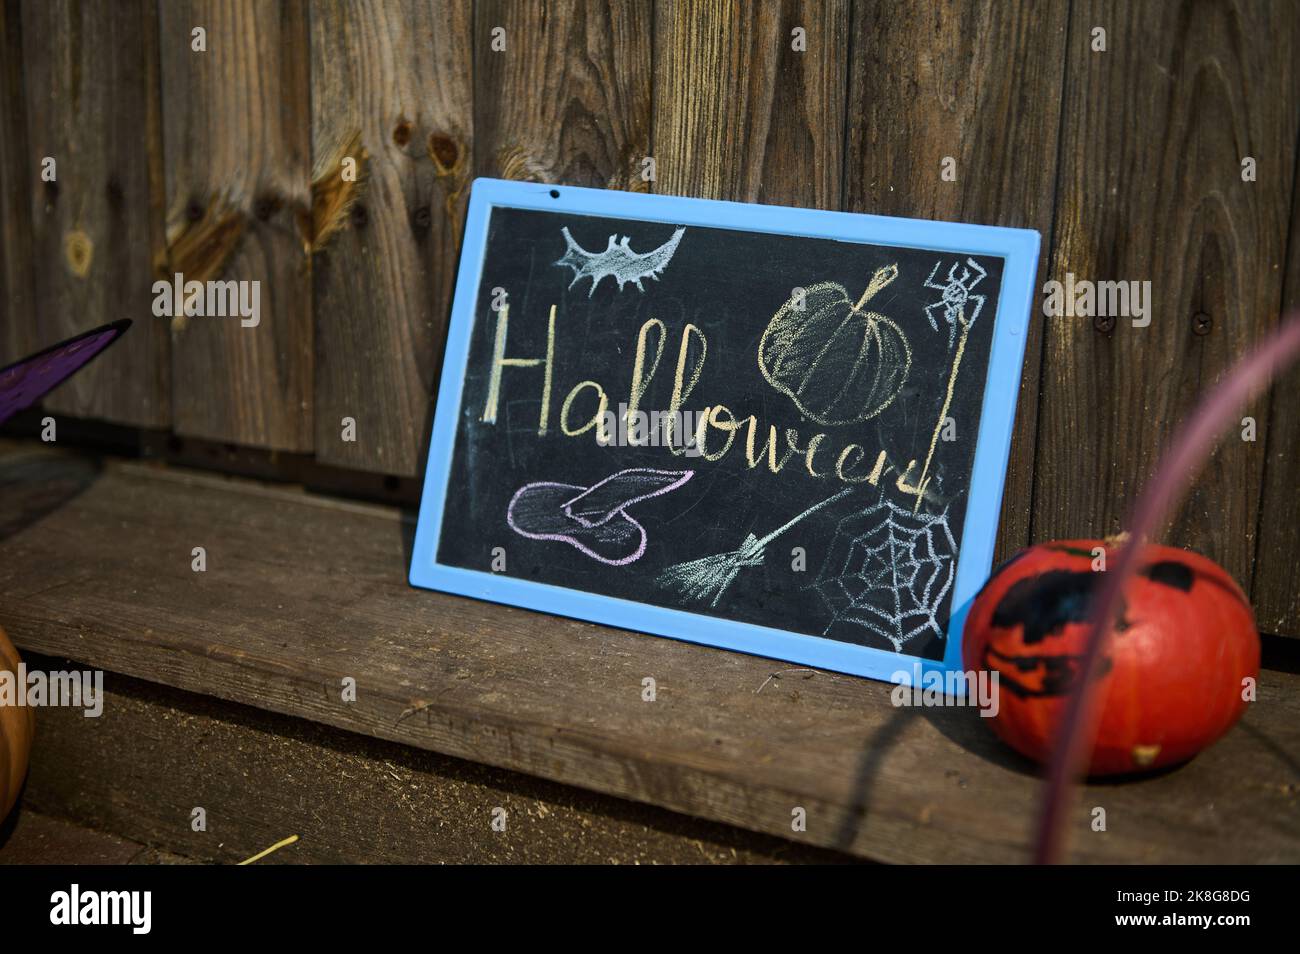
[506,468,693,566]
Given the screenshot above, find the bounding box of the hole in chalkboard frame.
[549,189,560,199]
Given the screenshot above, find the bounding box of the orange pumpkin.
[962,539,1259,776]
[0,623,34,821]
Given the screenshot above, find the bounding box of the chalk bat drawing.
[811,496,956,653]
[911,256,987,511]
[758,265,912,426]
[923,257,986,348]
[507,468,693,566]
[657,487,855,607]
[554,225,686,297]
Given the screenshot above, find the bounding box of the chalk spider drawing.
[811,497,956,652]
[507,468,692,566]
[554,226,685,297]
[923,257,986,348]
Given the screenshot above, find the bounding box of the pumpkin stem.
[854,263,898,311]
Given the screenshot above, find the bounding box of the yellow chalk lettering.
[627,318,665,430]
[481,303,556,435]
[699,404,741,461]
[664,323,707,455]
[561,380,609,437]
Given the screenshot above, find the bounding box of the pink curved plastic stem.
[1034,315,1300,865]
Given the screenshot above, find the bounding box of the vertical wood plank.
[842,0,1069,564]
[18,0,168,427]
[653,0,847,206]
[310,0,473,476]
[160,0,312,450]
[1034,0,1300,593]
[0,0,35,364]
[475,0,651,189]
[1253,146,1300,637]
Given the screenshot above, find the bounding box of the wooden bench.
[2,442,1298,864]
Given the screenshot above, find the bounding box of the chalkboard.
[411,180,1039,683]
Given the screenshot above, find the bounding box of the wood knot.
[253,194,282,222]
[428,133,460,173]
[164,199,246,286]
[392,119,413,148]
[64,229,93,278]
[307,131,369,253]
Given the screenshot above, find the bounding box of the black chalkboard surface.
[411,180,1039,682]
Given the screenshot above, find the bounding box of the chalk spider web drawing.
[555,225,685,297]
[812,497,956,651]
[923,257,986,348]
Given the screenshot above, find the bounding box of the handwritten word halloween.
[480,304,932,495]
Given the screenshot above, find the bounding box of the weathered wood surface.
[475,0,651,191]
[1,446,1297,864]
[0,1,36,366]
[2,1,1299,638]
[653,0,846,207]
[20,657,842,864]
[0,808,196,866]
[16,0,168,427]
[843,0,1068,567]
[159,0,313,450]
[1033,1,1300,598]
[310,0,473,476]
[1253,101,1300,638]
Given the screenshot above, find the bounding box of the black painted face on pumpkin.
[983,561,1193,698]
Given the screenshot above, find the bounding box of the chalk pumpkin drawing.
[507,468,693,566]
[555,225,685,297]
[758,265,911,426]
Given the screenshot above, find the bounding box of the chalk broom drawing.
[657,487,855,607]
[554,225,686,297]
[811,496,956,652]
[507,467,692,566]
[910,256,987,512]
[758,264,912,426]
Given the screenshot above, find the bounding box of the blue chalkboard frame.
[410,178,1040,686]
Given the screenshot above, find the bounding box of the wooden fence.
[1,0,1298,637]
